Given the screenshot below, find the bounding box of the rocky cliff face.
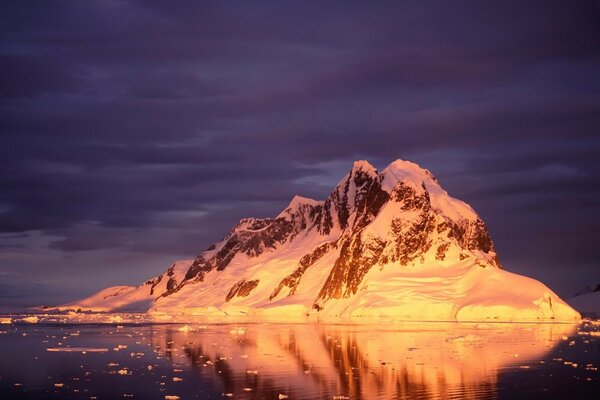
[59,159,580,322]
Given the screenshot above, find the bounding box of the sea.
[0,314,598,399]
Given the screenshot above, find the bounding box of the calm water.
[0,316,598,399]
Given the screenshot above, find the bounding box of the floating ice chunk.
[54,383,64,387]
[278,394,288,399]
[177,325,193,332]
[172,377,183,382]
[117,368,129,375]
[22,316,39,323]
[108,315,123,323]
[0,317,11,324]
[165,396,180,400]
[445,334,481,343]
[47,347,108,353]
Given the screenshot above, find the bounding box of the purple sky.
[1,1,599,307]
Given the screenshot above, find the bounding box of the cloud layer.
[1,1,599,306]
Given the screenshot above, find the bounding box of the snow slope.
[58,260,192,312]
[59,159,580,322]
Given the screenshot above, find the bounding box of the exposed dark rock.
[144,274,163,296]
[437,217,500,267]
[314,233,386,308]
[179,216,302,289]
[269,241,338,300]
[226,279,260,302]
[316,163,380,235]
[391,212,436,265]
[352,177,390,230]
[436,242,450,261]
[391,182,429,210]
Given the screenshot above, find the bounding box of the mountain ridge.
[58,159,580,322]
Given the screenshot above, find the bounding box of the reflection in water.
[149,322,576,400]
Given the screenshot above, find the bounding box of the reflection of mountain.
[147,323,576,400]
[60,159,579,321]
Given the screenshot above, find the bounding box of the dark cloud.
[0,0,599,303]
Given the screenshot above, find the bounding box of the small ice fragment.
[0,317,11,324]
[229,327,246,335]
[445,334,480,343]
[47,347,108,353]
[224,393,234,397]
[54,383,64,387]
[22,316,39,323]
[178,325,193,332]
[165,396,180,400]
[117,368,129,375]
[243,388,252,392]
[278,394,288,399]
[246,370,258,374]
[172,377,183,382]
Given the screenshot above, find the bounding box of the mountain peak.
[351,159,377,174]
[277,195,321,219]
[381,159,438,192]
[288,195,321,208]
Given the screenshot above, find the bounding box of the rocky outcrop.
[269,241,338,300]
[226,279,260,301]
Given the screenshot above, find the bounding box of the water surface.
[0,316,598,399]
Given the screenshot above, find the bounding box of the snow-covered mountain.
[569,283,600,317]
[59,159,580,322]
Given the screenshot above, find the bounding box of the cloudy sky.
[1,1,599,307]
